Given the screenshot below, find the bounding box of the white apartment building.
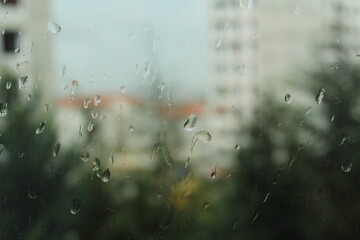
[0,0,53,103]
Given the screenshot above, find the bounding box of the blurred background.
[1,0,360,239]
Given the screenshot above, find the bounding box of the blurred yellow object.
[169,174,199,211]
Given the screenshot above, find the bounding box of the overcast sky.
[51,0,207,101]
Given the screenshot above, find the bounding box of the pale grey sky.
[51,0,207,101]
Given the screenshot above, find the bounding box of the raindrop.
[35,121,47,134]
[110,152,115,164]
[91,110,97,119]
[158,82,165,99]
[48,21,61,34]
[18,152,24,158]
[94,95,101,106]
[28,94,32,100]
[341,159,352,173]
[0,103,8,117]
[100,113,107,120]
[315,88,325,105]
[52,142,60,157]
[185,157,190,169]
[70,80,78,99]
[305,107,312,116]
[250,211,259,224]
[340,133,349,146]
[0,144,4,155]
[29,42,34,54]
[164,156,174,168]
[79,151,90,162]
[60,64,66,80]
[203,202,210,210]
[210,166,217,179]
[27,189,36,200]
[83,98,91,109]
[129,125,134,132]
[6,81,11,90]
[330,115,335,122]
[215,39,222,48]
[2,12,8,35]
[70,198,81,215]
[232,217,240,229]
[157,192,162,198]
[101,168,110,183]
[191,131,212,152]
[184,114,197,132]
[284,93,291,104]
[262,190,271,203]
[87,121,94,132]
[93,158,100,171]
[288,154,297,168]
[235,144,240,151]
[119,86,127,93]
[77,125,82,141]
[44,104,51,112]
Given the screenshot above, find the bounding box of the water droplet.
[6,81,11,90]
[157,192,162,198]
[2,12,8,35]
[129,125,134,132]
[44,104,51,112]
[110,152,115,164]
[235,144,240,151]
[27,189,36,200]
[119,86,127,93]
[341,159,352,173]
[340,133,349,146]
[48,21,61,34]
[87,121,94,132]
[60,64,66,80]
[315,88,325,105]
[330,115,335,122]
[250,210,259,224]
[215,39,222,48]
[28,94,32,100]
[91,110,97,119]
[185,157,190,169]
[79,151,89,162]
[191,131,212,152]
[18,152,24,158]
[284,93,291,104]
[158,82,165,99]
[305,107,312,116]
[164,156,174,168]
[83,98,91,109]
[93,158,100,171]
[0,103,8,117]
[210,166,217,179]
[94,95,101,106]
[101,168,110,182]
[52,142,60,157]
[203,201,210,210]
[17,76,28,90]
[262,190,271,203]
[29,42,34,54]
[70,198,81,215]
[77,125,82,141]
[35,121,47,134]
[288,154,297,168]
[232,217,240,229]
[100,113,107,120]
[183,114,197,132]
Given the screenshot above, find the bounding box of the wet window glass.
[1,0,360,239]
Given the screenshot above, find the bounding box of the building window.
[2,31,18,53]
[1,0,17,5]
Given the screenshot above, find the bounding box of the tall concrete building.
[206,0,360,168]
[0,0,54,103]
[206,0,259,167]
